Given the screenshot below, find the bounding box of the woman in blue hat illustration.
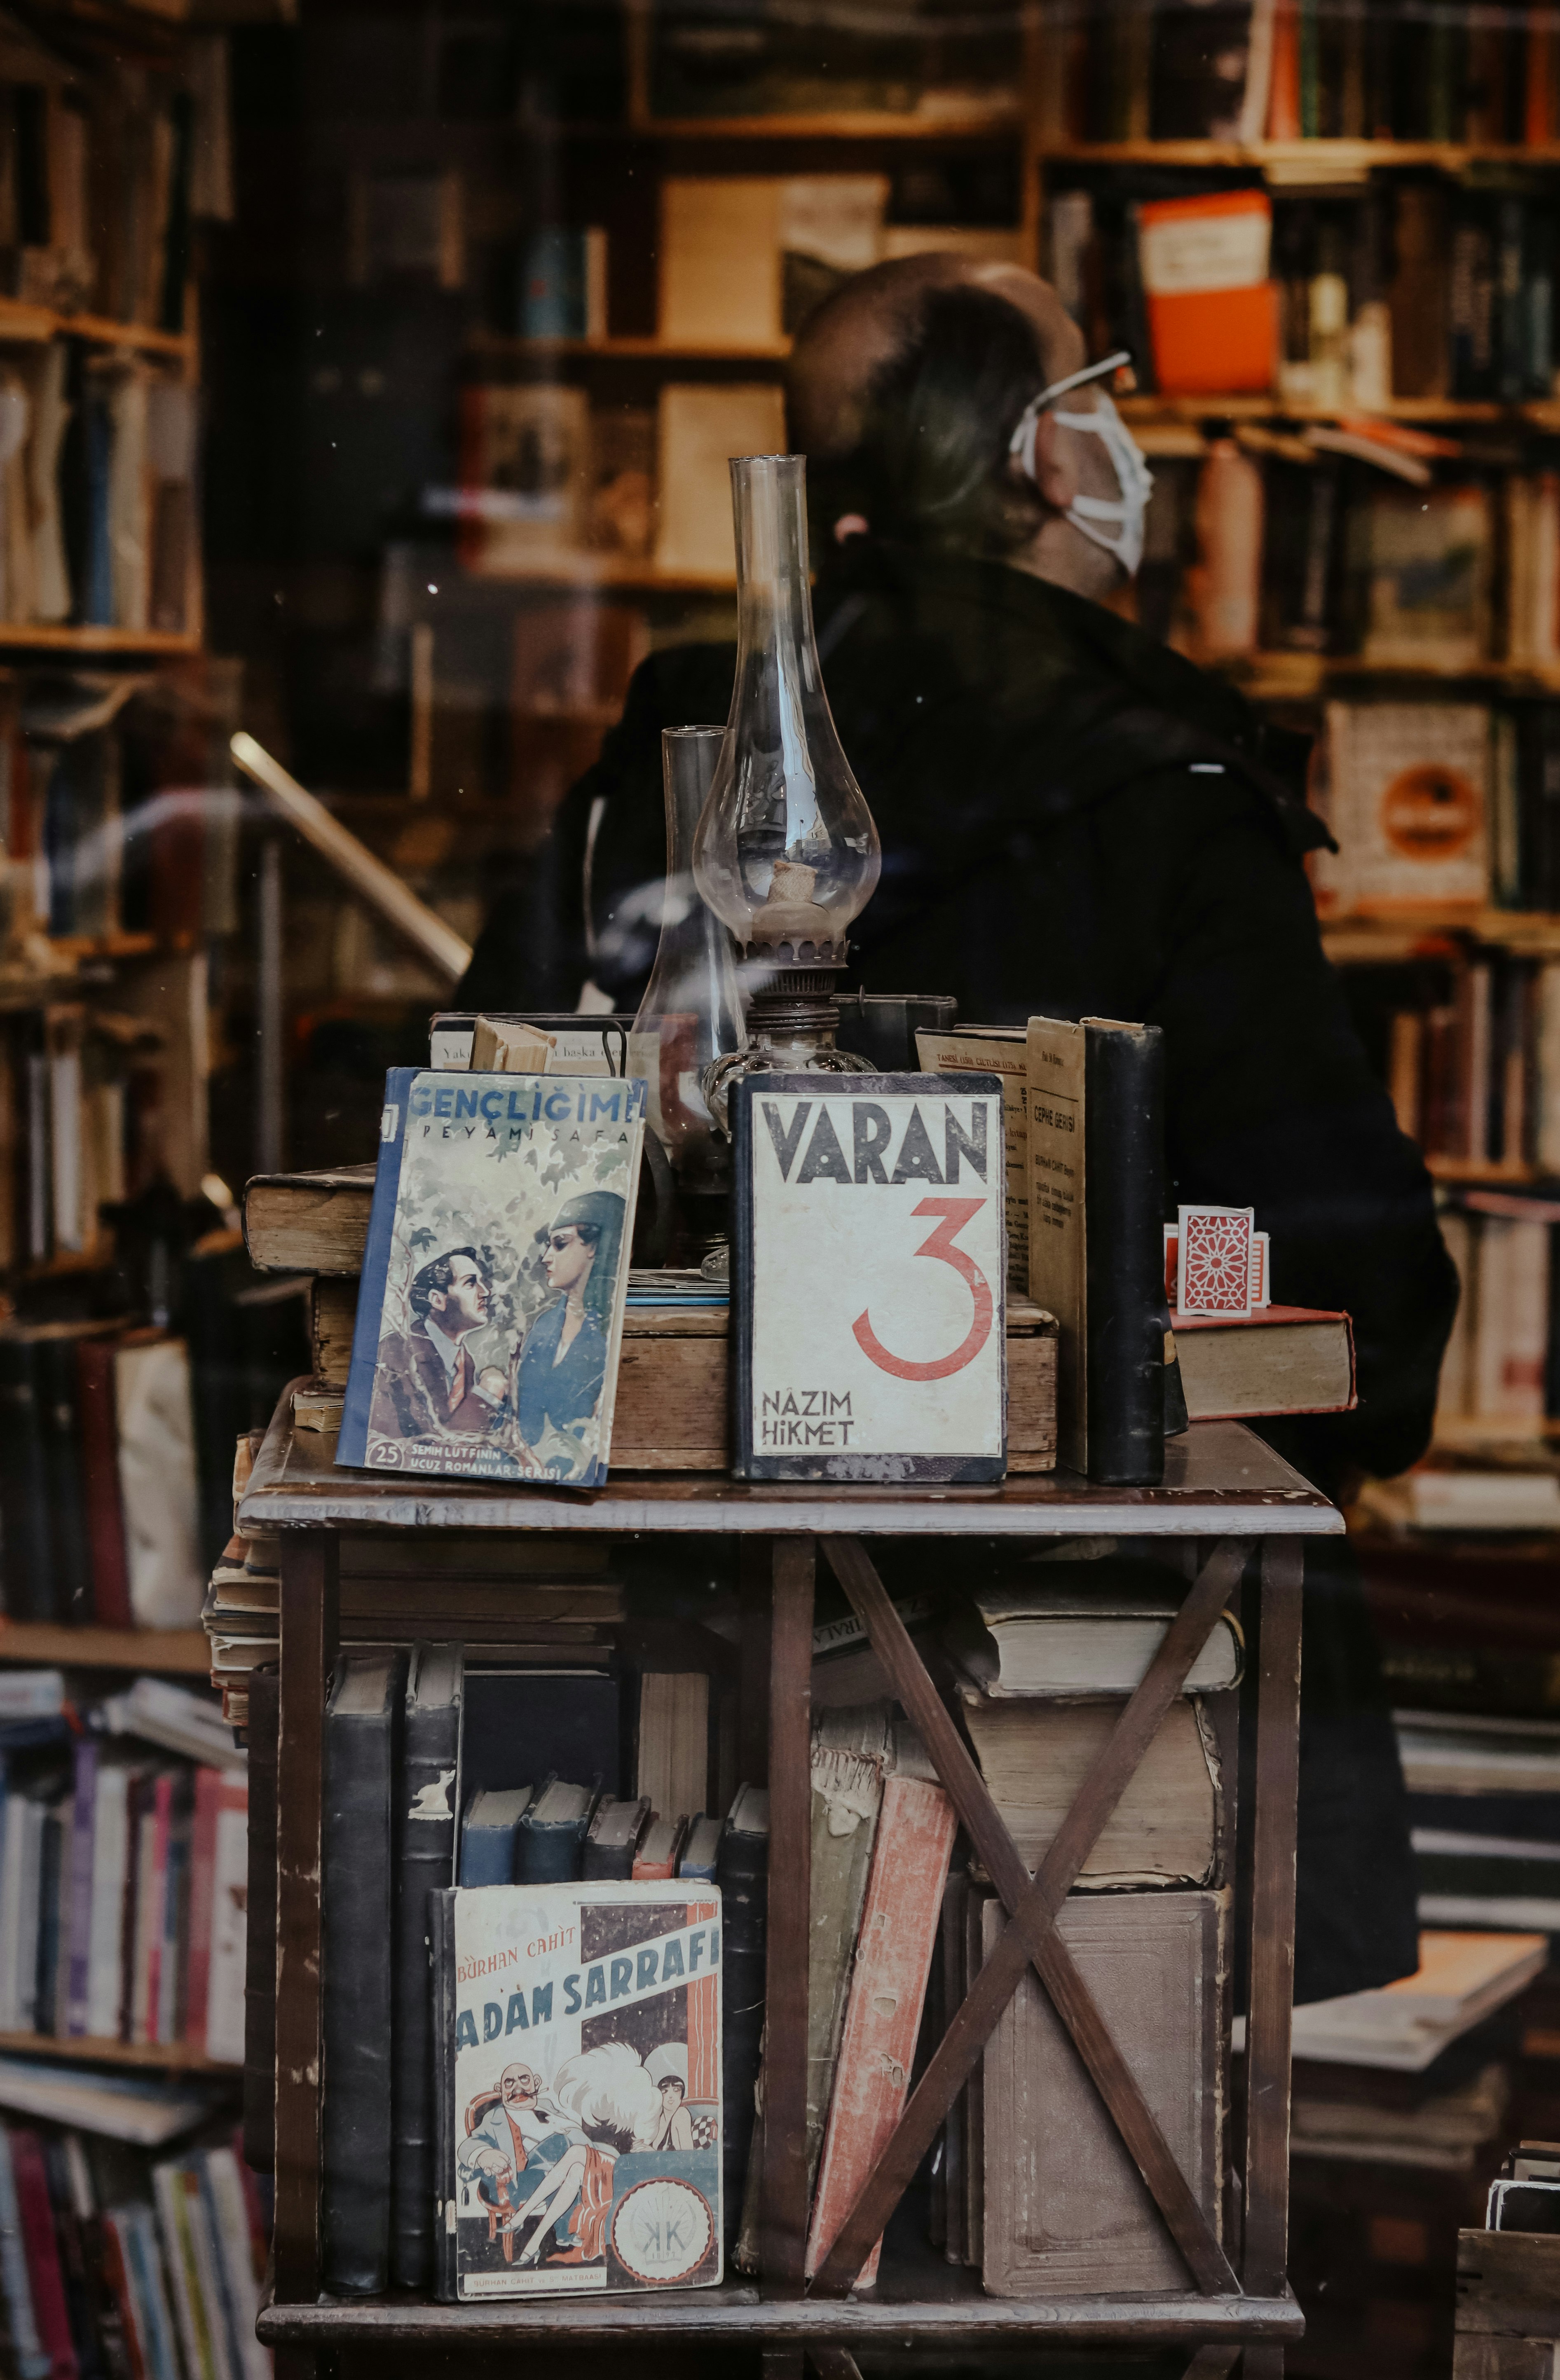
[508,1187,625,1465]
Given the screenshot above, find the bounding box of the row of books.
[1051,181,1556,406]
[0,2123,267,2380]
[0,349,195,633]
[1044,0,1560,146]
[1381,963,1560,1177]
[1150,459,1555,676]
[1436,1201,1560,1429]
[0,1671,246,2061]
[0,57,200,333]
[0,1320,207,1631]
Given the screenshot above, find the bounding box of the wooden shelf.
[1120,394,1528,426]
[0,2030,238,2076]
[1321,910,1560,961]
[625,108,1024,140]
[0,1622,213,1673]
[1225,653,1560,700]
[466,555,735,593]
[0,296,194,360]
[1038,138,1560,170]
[473,334,790,363]
[257,2280,1304,2350]
[0,622,200,655]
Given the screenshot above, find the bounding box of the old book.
[1173,1304,1356,1420]
[654,383,788,578]
[515,1779,600,1885]
[632,1816,688,1880]
[244,1164,376,1274]
[459,1786,536,1887]
[1137,189,1277,394]
[1357,484,1493,669]
[469,1016,552,1073]
[939,1870,967,2266]
[458,384,591,570]
[957,1691,1220,1885]
[431,1881,723,2300]
[731,1073,1007,1484]
[1325,703,1490,914]
[718,1784,768,2252]
[241,1666,278,2173]
[583,1795,652,1881]
[1287,1931,1548,2071]
[949,1566,1241,1697]
[806,1755,956,2286]
[1026,1016,1167,1481]
[981,1890,1225,2296]
[658,176,783,348]
[680,1814,723,1882]
[337,1071,644,1487]
[394,1643,463,2289]
[462,1669,622,1803]
[915,1024,1029,1292]
[76,1334,132,1627]
[187,1768,247,2067]
[636,1673,709,1820]
[309,1276,359,1389]
[322,1649,405,2296]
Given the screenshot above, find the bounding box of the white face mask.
[1008,348,1156,578]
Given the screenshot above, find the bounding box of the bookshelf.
[0,2031,237,2076]
[0,1624,211,1674]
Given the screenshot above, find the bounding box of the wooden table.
[241,1410,1340,2378]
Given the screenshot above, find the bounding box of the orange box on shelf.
[1136,190,1277,396]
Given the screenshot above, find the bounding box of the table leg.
[1242,1537,1304,2316]
[758,1537,815,2294]
[274,1532,340,2306]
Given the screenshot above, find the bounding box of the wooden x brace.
[805,1532,1255,2301]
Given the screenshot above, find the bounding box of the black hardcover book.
[392,1643,464,2291]
[717,1782,768,2252]
[40,2133,109,2380]
[513,1779,600,1883]
[322,1648,406,2297]
[833,995,957,1074]
[36,1332,93,1624]
[242,1665,280,2175]
[429,1888,458,2303]
[460,1668,622,1800]
[1084,1020,1168,1486]
[581,1793,651,1880]
[0,1330,53,1619]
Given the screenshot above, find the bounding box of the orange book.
[804,1769,956,2289]
[1528,12,1558,145]
[1137,191,1277,396]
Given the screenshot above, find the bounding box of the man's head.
[499,2065,540,2105]
[787,255,1145,601]
[410,1245,491,1338]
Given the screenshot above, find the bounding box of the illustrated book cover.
[731,1072,1007,1483]
[336,1069,646,1487]
[431,1880,722,2299]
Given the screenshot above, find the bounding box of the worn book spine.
[242,1668,279,2173]
[321,1657,402,2296]
[429,1890,457,2304]
[805,1774,957,2286]
[1083,1020,1167,1485]
[64,1738,97,2038]
[335,1074,416,1465]
[717,1815,768,2254]
[940,1869,967,2266]
[37,1335,93,1624]
[393,1656,461,2290]
[0,1336,53,1620]
[76,1335,131,1627]
[514,1812,590,1884]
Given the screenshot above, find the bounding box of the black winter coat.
[461,541,1459,2002]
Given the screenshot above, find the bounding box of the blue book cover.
[337,1069,646,1486]
[459,1786,538,1888]
[519,227,587,339]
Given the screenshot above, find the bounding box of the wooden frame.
[248,1415,1329,2371]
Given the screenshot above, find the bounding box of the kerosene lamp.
[693,452,881,1118]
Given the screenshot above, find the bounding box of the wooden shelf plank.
[0,2030,238,2076]
[1038,138,1560,168]
[472,334,790,362]
[465,555,735,593]
[626,110,1023,140]
[0,1622,213,1673]
[0,295,194,360]
[258,2282,1304,2345]
[0,623,200,654]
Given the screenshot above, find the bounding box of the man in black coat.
[461,256,1459,2003]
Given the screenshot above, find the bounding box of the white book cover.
[440,1880,723,2299]
[204,1792,248,2068]
[86,1766,133,2040]
[1326,702,1490,913]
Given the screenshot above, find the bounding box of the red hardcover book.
[805,1770,956,2289]
[9,2127,79,2378]
[75,1335,132,1626]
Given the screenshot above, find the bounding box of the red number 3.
[852,1197,994,1382]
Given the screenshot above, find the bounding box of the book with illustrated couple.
[431,1880,724,2299]
[336,1070,646,1488]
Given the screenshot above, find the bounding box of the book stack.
[1398,1712,1560,1940]
[1428,1201,1560,1441]
[0,1671,247,2062]
[0,1322,206,1629]
[0,2120,268,2380]
[941,1553,1239,2293]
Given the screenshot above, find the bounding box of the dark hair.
[808,283,1049,560]
[409,1244,487,1322]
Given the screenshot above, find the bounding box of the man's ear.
[427,1286,447,1315]
[1025,410,1079,512]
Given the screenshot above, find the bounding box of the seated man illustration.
[375,1245,508,1439]
[475,2043,666,2268]
[457,2062,580,2260]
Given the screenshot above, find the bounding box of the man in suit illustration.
[373,1245,508,1439]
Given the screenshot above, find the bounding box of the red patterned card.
[1176,1205,1254,1316]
